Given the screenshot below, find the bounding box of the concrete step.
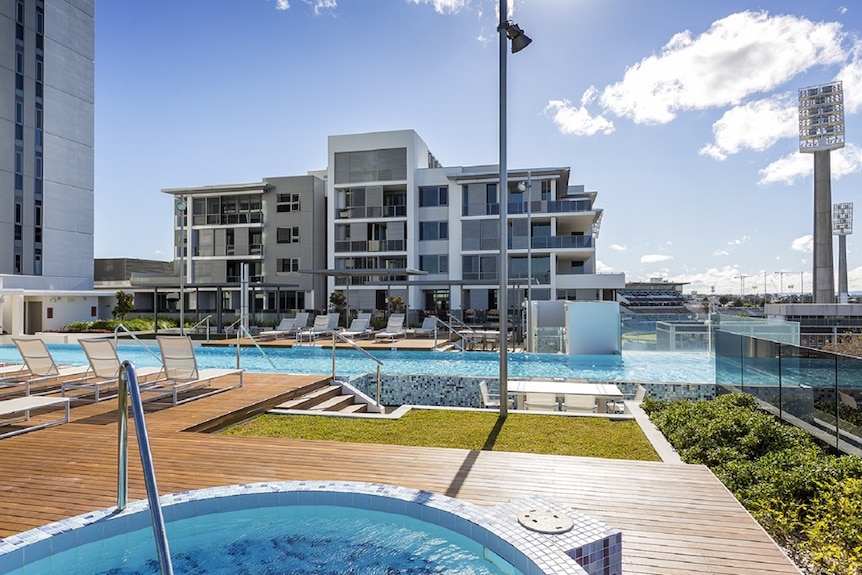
[339,402,368,414]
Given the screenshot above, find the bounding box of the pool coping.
[0,481,622,575]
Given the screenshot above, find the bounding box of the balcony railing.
[336,205,407,219]
[462,198,593,217]
[192,212,264,226]
[462,235,593,251]
[334,239,406,253]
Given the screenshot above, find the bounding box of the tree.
[388,296,405,314]
[719,295,730,305]
[112,290,135,320]
[329,291,347,327]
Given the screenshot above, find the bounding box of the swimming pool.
[0,343,714,383]
[0,482,621,575]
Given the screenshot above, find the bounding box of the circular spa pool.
[0,482,614,575]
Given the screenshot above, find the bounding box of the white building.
[0,0,97,335]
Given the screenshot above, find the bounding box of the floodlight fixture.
[833,202,854,235]
[799,81,845,152]
[502,21,532,54]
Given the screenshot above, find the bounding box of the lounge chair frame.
[148,336,243,406]
[0,396,70,439]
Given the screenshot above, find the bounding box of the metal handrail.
[190,315,212,342]
[117,361,174,575]
[444,314,478,351]
[113,324,163,365]
[233,323,278,371]
[330,330,384,407]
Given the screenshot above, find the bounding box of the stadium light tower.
[799,81,845,303]
[833,202,853,303]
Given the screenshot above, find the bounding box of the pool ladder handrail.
[330,331,384,407]
[113,324,164,365]
[444,314,477,352]
[189,315,212,342]
[234,323,278,371]
[117,361,174,575]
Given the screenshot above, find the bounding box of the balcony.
[334,239,406,253]
[192,212,264,226]
[462,198,593,217]
[335,205,407,219]
[462,235,593,252]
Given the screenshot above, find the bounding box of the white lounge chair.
[411,317,438,338]
[342,317,371,339]
[146,336,243,406]
[563,394,597,413]
[258,317,296,341]
[61,338,163,402]
[0,395,70,439]
[524,392,559,411]
[374,314,406,342]
[5,338,88,395]
[478,380,513,409]
[296,314,339,344]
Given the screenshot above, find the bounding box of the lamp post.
[498,1,531,418]
[176,197,187,336]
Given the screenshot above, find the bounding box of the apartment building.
[158,176,327,324]
[0,0,97,334]
[327,130,624,321]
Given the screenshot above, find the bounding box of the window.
[14,202,22,241]
[277,258,300,273]
[276,227,300,244]
[15,102,23,124]
[14,254,22,274]
[334,148,407,184]
[36,7,44,35]
[34,154,42,179]
[541,180,552,201]
[16,1,24,23]
[36,60,43,83]
[15,151,23,175]
[462,255,498,280]
[419,221,448,241]
[16,51,24,75]
[419,186,448,207]
[419,255,448,274]
[276,193,300,212]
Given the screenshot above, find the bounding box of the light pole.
[799,81,845,303]
[176,197,187,336]
[498,1,531,417]
[833,202,853,303]
[735,274,747,300]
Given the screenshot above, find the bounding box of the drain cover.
[517,509,574,534]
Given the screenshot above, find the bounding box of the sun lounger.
[342,317,372,339]
[374,314,406,342]
[296,314,339,344]
[4,338,88,395]
[410,317,438,338]
[0,395,70,439]
[258,312,310,341]
[146,336,243,406]
[61,338,163,403]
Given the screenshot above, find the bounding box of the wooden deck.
[0,373,800,575]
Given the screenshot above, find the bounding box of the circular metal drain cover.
[517,509,574,534]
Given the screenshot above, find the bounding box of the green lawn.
[222,409,661,461]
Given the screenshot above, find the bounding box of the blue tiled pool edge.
[0,481,621,575]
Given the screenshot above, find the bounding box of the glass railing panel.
[835,354,862,452]
[714,330,744,393]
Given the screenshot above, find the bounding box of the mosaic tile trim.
[0,481,622,575]
[350,374,715,408]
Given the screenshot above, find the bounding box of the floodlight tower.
[833,202,853,303]
[799,81,845,303]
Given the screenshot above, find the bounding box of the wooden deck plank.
[0,372,801,575]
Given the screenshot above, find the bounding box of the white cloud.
[641,254,673,264]
[608,244,627,251]
[699,95,798,159]
[544,98,615,136]
[598,11,845,125]
[714,249,729,256]
[276,0,289,9]
[836,40,862,113]
[596,260,613,272]
[407,0,469,14]
[759,144,862,185]
[792,235,813,252]
[728,235,749,246]
[839,6,849,15]
[307,0,337,14]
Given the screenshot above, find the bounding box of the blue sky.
[95,0,862,296]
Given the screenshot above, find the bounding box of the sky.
[94,0,862,296]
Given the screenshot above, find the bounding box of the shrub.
[647,393,862,573]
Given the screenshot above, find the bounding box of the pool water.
[0,343,714,383]
[11,505,514,575]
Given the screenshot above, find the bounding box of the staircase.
[272,380,370,414]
